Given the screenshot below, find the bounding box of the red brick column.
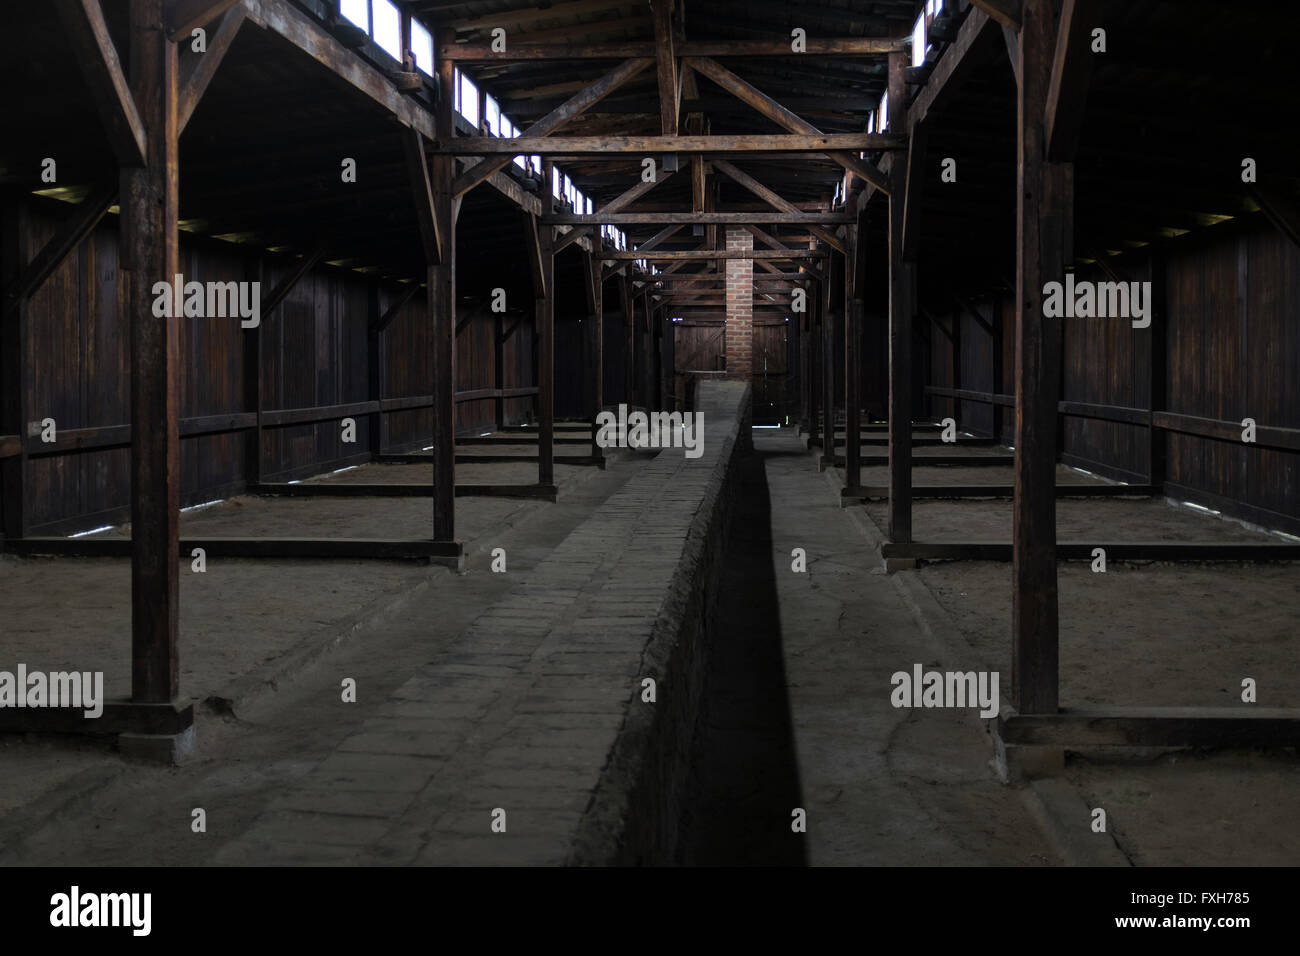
[724,228,752,379]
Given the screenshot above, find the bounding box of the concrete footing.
[883,557,918,573]
[119,726,196,766]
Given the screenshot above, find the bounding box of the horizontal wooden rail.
[455,386,540,403]
[1153,411,1300,453]
[261,400,380,428]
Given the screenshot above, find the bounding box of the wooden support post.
[807,282,821,448]
[1148,251,1166,488]
[952,296,962,423]
[843,226,861,491]
[244,256,263,483]
[1,197,30,542]
[493,307,505,429]
[820,279,837,469]
[539,224,556,486]
[887,51,913,542]
[1013,0,1067,715]
[122,0,180,703]
[621,275,634,406]
[431,56,456,539]
[587,254,604,458]
[367,280,387,456]
[992,298,1005,440]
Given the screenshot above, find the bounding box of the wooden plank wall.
[3,197,538,535]
[918,219,1300,534]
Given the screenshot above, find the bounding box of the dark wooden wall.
[915,218,1300,534]
[2,196,540,536]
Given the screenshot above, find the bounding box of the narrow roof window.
[372,0,401,59]
[459,72,479,126]
[340,0,367,30]
[411,20,433,76]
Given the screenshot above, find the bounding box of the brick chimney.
[724,227,753,379]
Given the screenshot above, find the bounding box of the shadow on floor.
[678,444,807,865]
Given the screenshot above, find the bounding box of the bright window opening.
[459,72,479,127]
[371,0,401,59]
[485,95,501,135]
[340,0,368,30]
[411,20,433,75]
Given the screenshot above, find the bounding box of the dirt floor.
[0,449,645,865]
[0,452,607,706]
[844,442,1300,866]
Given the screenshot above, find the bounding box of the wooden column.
[1147,252,1166,488]
[808,284,821,450]
[887,50,913,542]
[493,307,505,428]
[820,278,837,469]
[621,275,634,406]
[122,0,180,703]
[992,298,1005,440]
[843,226,861,490]
[1,197,30,543]
[538,157,555,487]
[585,254,603,457]
[366,279,387,456]
[952,298,963,424]
[1012,0,1068,715]
[431,57,456,539]
[245,256,264,480]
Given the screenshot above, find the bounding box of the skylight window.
[459,72,479,126]
[340,0,368,29]
[371,0,401,59]
[410,20,433,76]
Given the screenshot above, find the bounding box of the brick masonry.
[213,381,753,866]
[724,227,753,380]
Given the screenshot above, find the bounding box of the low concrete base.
[1023,778,1131,866]
[119,726,196,766]
[883,557,918,573]
[993,733,1065,783]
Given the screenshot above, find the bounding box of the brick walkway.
[215,386,748,864]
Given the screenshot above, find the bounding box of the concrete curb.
[208,574,438,719]
[1023,778,1132,866]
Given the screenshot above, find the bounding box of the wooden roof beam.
[53,0,148,166]
[544,212,853,225]
[712,158,845,253]
[969,0,1023,31]
[450,57,653,197]
[1043,0,1095,162]
[167,0,244,40]
[179,5,247,131]
[685,56,891,194]
[440,38,907,61]
[555,168,677,253]
[404,129,443,264]
[653,0,680,136]
[435,134,901,155]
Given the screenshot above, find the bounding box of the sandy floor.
[914,561,1300,707]
[865,496,1289,542]
[0,456,606,705]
